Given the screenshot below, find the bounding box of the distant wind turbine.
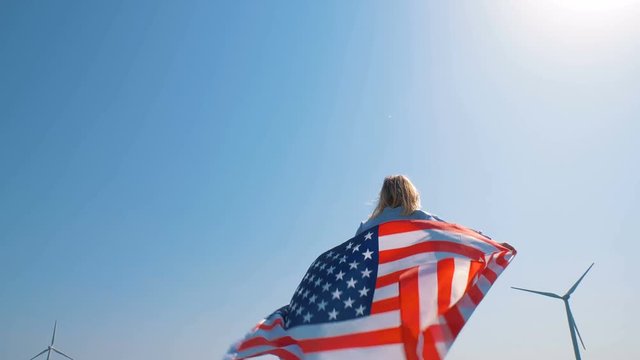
[29,321,74,360]
[512,263,594,360]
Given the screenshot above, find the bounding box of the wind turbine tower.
[512,263,594,360]
[29,321,75,360]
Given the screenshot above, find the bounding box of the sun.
[490,0,640,68]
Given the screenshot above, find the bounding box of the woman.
[355,175,442,236]
[358,175,516,251]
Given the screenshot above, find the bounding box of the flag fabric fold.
[225,219,516,360]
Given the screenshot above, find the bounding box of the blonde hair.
[370,175,421,219]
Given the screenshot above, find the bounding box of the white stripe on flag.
[476,275,492,295]
[303,343,406,360]
[450,258,471,306]
[228,344,304,360]
[487,255,506,275]
[378,229,499,254]
[417,262,440,328]
[456,294,477,321]
[378,251,468,277]
[282,311,401,340]
[372,283,398,302]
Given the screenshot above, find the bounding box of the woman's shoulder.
[355,221,365,236]
[412,209,445,221]
[411,209,431,218]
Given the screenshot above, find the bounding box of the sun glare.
[556,0,638,12]
[492,0,640,68]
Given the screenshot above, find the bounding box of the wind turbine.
[512,263,594,360]
[29,321,74,360]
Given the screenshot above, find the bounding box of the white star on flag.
[331,288,342,300]
[343,297,354,308]
[328,308,339,320]
[303,312,313,323]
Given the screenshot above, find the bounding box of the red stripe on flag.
[399,267,420,360]
[256,318,284,330]
[247,348,301,360]
[238,327,404,353]
[271,349,300,360]
[421,326,442,360]
[467,261,484,289]
[444,307,466,338]
[496,252,509,267]
[376,267,417,288]
[484,268,498,284]
[379,241,486,264]
[378,220,505,249]
[238,335,297,351]
[467,284,483,305]
[299,327,403,352]
[371,297,400,314]
[437,259,455,314]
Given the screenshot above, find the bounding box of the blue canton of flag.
[286,228,379,328]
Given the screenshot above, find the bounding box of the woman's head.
[370,175,421,219]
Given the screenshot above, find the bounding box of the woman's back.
[355,206,440,236]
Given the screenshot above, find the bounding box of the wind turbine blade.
[511,286,562,298]
[565,263,594,297]
[574,322,586,350]
[52,348,74,360]
[29,348,48,360]
[51,321,57,346]
[566,305,586,350]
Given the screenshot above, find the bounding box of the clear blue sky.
[1,1,639,359]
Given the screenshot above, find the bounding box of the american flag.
[225,219,516,360]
